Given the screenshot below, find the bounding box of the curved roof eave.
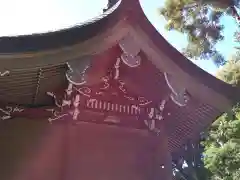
[124,0,240,105]
[0,0,122,53]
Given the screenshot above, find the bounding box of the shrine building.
[0,0,239,180]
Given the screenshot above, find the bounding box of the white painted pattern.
[86,98,141,115]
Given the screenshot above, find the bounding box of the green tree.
[203,112,240,180]
[203,58,240,180]
[171,56,240,180]
[216,54,240,87]
[159,0,240,65]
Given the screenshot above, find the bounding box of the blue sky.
[0,0,237,75]
[141,0,239,75]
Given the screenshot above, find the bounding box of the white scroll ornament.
[0,106,24,120]
[119,35,141,68]
[144,99,167,136]
[164,72,190,107]
[0,70,10,77]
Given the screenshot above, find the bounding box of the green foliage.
[216,54,240,86]
[203,108,240,180]
[159,0,240,64]
[203,58,240,180]
[203,113,240,146]
[204,141,240,180]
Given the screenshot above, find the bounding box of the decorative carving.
[138,96,152,106]
[47,54,169,136]
[66,83,73,96]
[65,57,92,86]
[100,76,110,90]
[85,98,141,116]
[159,100,167,111]
[119,35,140,56]
[118,79,126,93]
[124,95,135,101]
[170,91,190,107]
[143,99,168,136]
[119,35,141,68]
[72,95,80,121]
[0,106,24,120]
[47,92,62,108]
[46,108,68,123]
[114,58,121,79]
[0,70,10,77]
[75,87,91,97]
[120,54,141,68]
[164,72,190,106]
